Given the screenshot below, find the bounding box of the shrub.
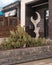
[0,25,46,50]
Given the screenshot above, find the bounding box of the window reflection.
[44,10,49,38]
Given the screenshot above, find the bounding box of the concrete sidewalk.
[16,58,52,65]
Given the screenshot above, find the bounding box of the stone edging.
[0,46,52,65]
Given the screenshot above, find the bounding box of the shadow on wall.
[25,12,38,37]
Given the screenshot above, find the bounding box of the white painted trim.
[21,0,34,27]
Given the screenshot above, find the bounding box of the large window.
[44,10,49,38]
[5,9,16,17]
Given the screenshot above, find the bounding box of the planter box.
[0,46,52,65]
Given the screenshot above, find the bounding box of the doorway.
[25,0,48,38]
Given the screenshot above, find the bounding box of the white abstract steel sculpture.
[30,12,41,39]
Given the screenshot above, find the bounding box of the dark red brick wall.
[49,0,52,39]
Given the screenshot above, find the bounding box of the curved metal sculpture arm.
[30,12,41,39]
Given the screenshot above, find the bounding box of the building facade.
[1,0,52,39]
[21,0,52,39]
[2,1,20,19]
[0,1,21,37]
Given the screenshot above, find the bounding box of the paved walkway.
[16,58,52,65]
